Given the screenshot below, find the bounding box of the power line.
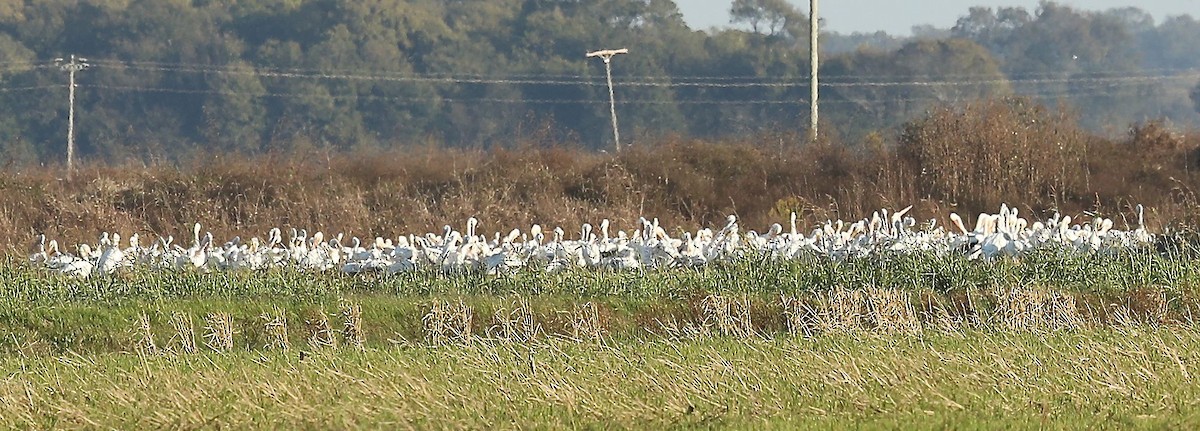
[0,84,65,93]
[88,58,1200,82]
[76,81,1139,108]
[80,83,809,105]
[3,58,1192,109]
[85,59,1200,89]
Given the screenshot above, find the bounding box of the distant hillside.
[0,1,1198,163]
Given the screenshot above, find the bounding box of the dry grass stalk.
[1150,289,1170,325]
[8,330,49,358]
[1130,287,1170,326]
[1109,303,1139,328]
[305,309,338,350]
[814,288,867,334]
[993,286,1082,331]
[260,307,290,351]
[203,312,235,352]
[962,289,984,328]
[340,301,365,350]
[865,288,921,334]
[134,312,158,356]
[489,298,542,342]
[918,293,969,333]
[386,332,413,348]
[654,316,707,340]
[786,289,937,336]
[569,302,605,341]
[11,114,1200,254]
[423,299,473,346]
[700,295,755,338]
[167,312,197,354]
[781,295,817,336]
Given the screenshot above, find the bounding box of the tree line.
[1,0,1199,164]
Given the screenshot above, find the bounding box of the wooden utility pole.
[587,48,628,152]
[810,0,819,142]
[55,55,89,175]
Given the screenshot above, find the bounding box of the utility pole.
[586,48,628,152]
[55,55,89,175]
[809,0,819,142]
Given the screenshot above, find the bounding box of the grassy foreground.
[3,252,1200,429]
[3,248,1200,354]
[3,329,1199,429]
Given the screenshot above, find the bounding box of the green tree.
[0,33,39,164]
[954,2,1157,130]
[201,60,268,153]
[823,39,1009,138]
[730,0,803,39]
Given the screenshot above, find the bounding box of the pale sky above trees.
[676,0,1200,34]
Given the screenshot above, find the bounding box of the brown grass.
[698,294,756,338]
[864,288,922,334]
[260,307,290,351]
[567,302,605,341]
[306,308,338,351]
[114,287,1200,359]
[3,97,1199,250]
[167,312,197,354]
[423,299,473,346]
[782,286,1065,336]
[134,312,157,356]
[488,298,543,342]
[203,312,235,352]
[339,301,364,350]
[991,286,1083,331]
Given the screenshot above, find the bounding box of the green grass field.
[4,331,1200,429]
[4,249,1200,428]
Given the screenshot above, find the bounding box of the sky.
[675,0,1200,35]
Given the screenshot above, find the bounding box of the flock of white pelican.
[26,204,1156,278]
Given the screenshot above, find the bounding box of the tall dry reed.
[4,97,1198,252]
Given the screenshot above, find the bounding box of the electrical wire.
[88,58,1200,83]
[86,60,1200,89]
[0,84,66,93]
[1,57,1190,108]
